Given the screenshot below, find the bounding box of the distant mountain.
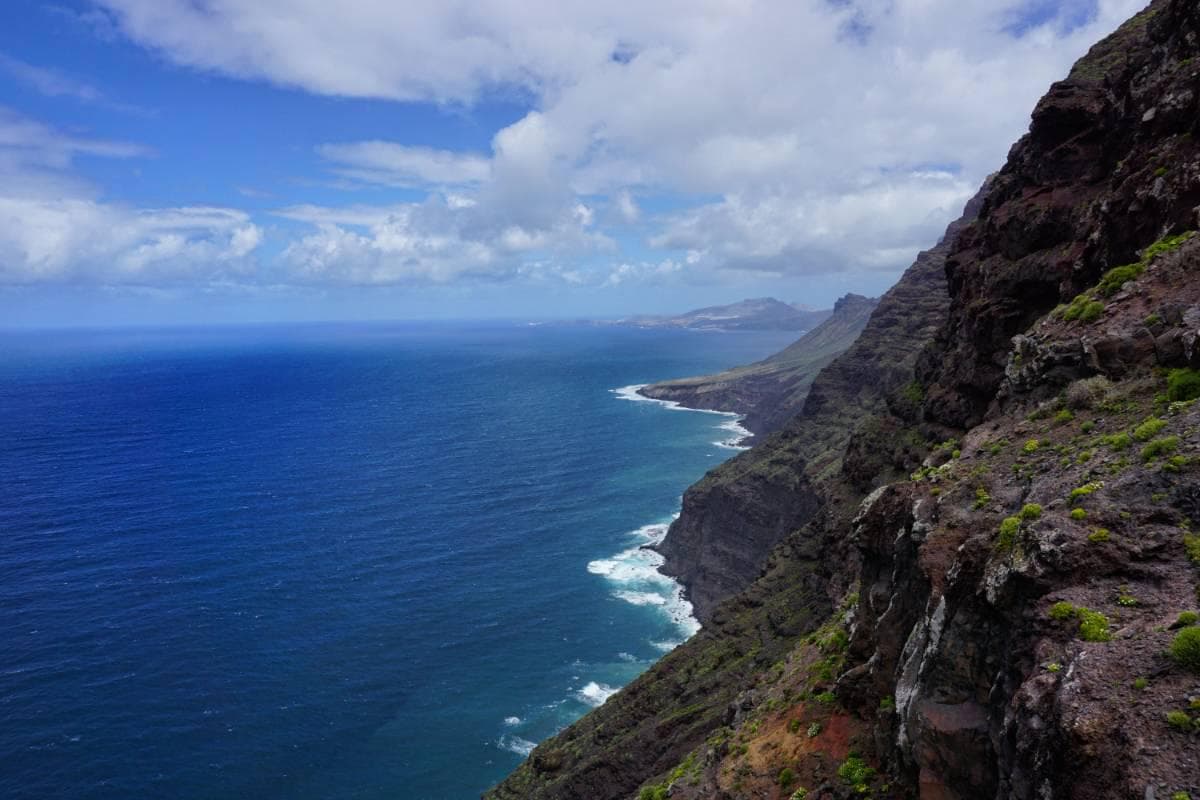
[620,297,831,331]
[637,293,878,435]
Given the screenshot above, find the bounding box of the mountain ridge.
[618,297,833,332]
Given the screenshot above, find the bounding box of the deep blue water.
[0,322,795,800]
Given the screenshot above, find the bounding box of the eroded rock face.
[658,181,991,625]
[919,0,1200,430]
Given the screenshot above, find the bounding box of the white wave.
[503,716,521,726]
[576,681,619,707]
[617,652,639,663]
[613,590,668,606]
[586,516,700,640]
[611,384,751,449]
[498,734,536,756]
[651,639,683,652]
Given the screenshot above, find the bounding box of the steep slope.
[637,293,878,437]
[655,184,988,623]
[487,3,1200,799]
[622,297,832,331]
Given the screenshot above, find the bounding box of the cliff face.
[656,184,988,624]
[918,0,1200,430]
[488,3,1200,799]
[638,294,878,437]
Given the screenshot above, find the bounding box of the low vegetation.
[1170,627,1200,673]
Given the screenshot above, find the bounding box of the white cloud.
[0,108,261,285]
[0,198,263,284]
[0,53,104,103]
[276,195,612,285]
[318,141,491,187]
[31,1,1154,287]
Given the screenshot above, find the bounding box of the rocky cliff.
[638,294,878,437]
[487,3,1200,799]
[656,182,988,625]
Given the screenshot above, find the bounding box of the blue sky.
[0,0,1144,326]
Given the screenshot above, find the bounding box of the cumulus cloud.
[0,108,261,285]
[277,194,611,285]
[39,0,1152,286]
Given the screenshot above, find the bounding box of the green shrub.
[639,786,668,800]
[806,722,821,738]
[1186,534,1200,564]
[815,691,837,704]
[1166,710,1193,732]
[973,487,991,510]
[1134,677,1149,690]
[1020,503,1043,520]
[1097,264,1143,296]
[1133,416,1167,441]
[1081,420,1095,433]
[1045,662,1061,673]
[1142,436,1180,462]
[1164,455,1188,472]
[1171,792,1191,800]
[998,516,1021,550]
[1078,608,1113,642]
[791,790,810,800]
[879,695,895,711]
[788,718,802,734]
[1024,439,1040,454]
[1167,368,1200,402]
[1054,409,1074,424]
[1145,312,1163,326]
[1103,432,1131,451]
[1079,301,1105,322]
[1070,508,1088,521]
[1117,588,1138,607]
[1061,293,1096,321]
[837,756,876,790]
[1088,528,1111,543]
[779,767,796,788]
[1049,601,1077,620]
[1170,627,1200,672]
[1176,611,1199,627]
[1143,231,1195,260]
[1069,482,1102,504]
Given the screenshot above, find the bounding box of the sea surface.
[0,321,796,800]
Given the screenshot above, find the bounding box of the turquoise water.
[0,322,795,799]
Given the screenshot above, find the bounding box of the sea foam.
[586,517,700,640]
[612,384,750,449]
[498,734,537,756]
[575,682,619,707]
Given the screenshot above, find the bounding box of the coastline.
[614,383,753,449]
[589,383,755,646]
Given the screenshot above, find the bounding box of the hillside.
[637,294,878,437]
[621,297,832,332]
[487,3,1200,798]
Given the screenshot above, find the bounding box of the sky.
[0,0,1148,327]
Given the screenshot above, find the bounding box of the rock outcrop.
[487,3,1200,799]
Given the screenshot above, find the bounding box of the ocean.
[0,321,796,800]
